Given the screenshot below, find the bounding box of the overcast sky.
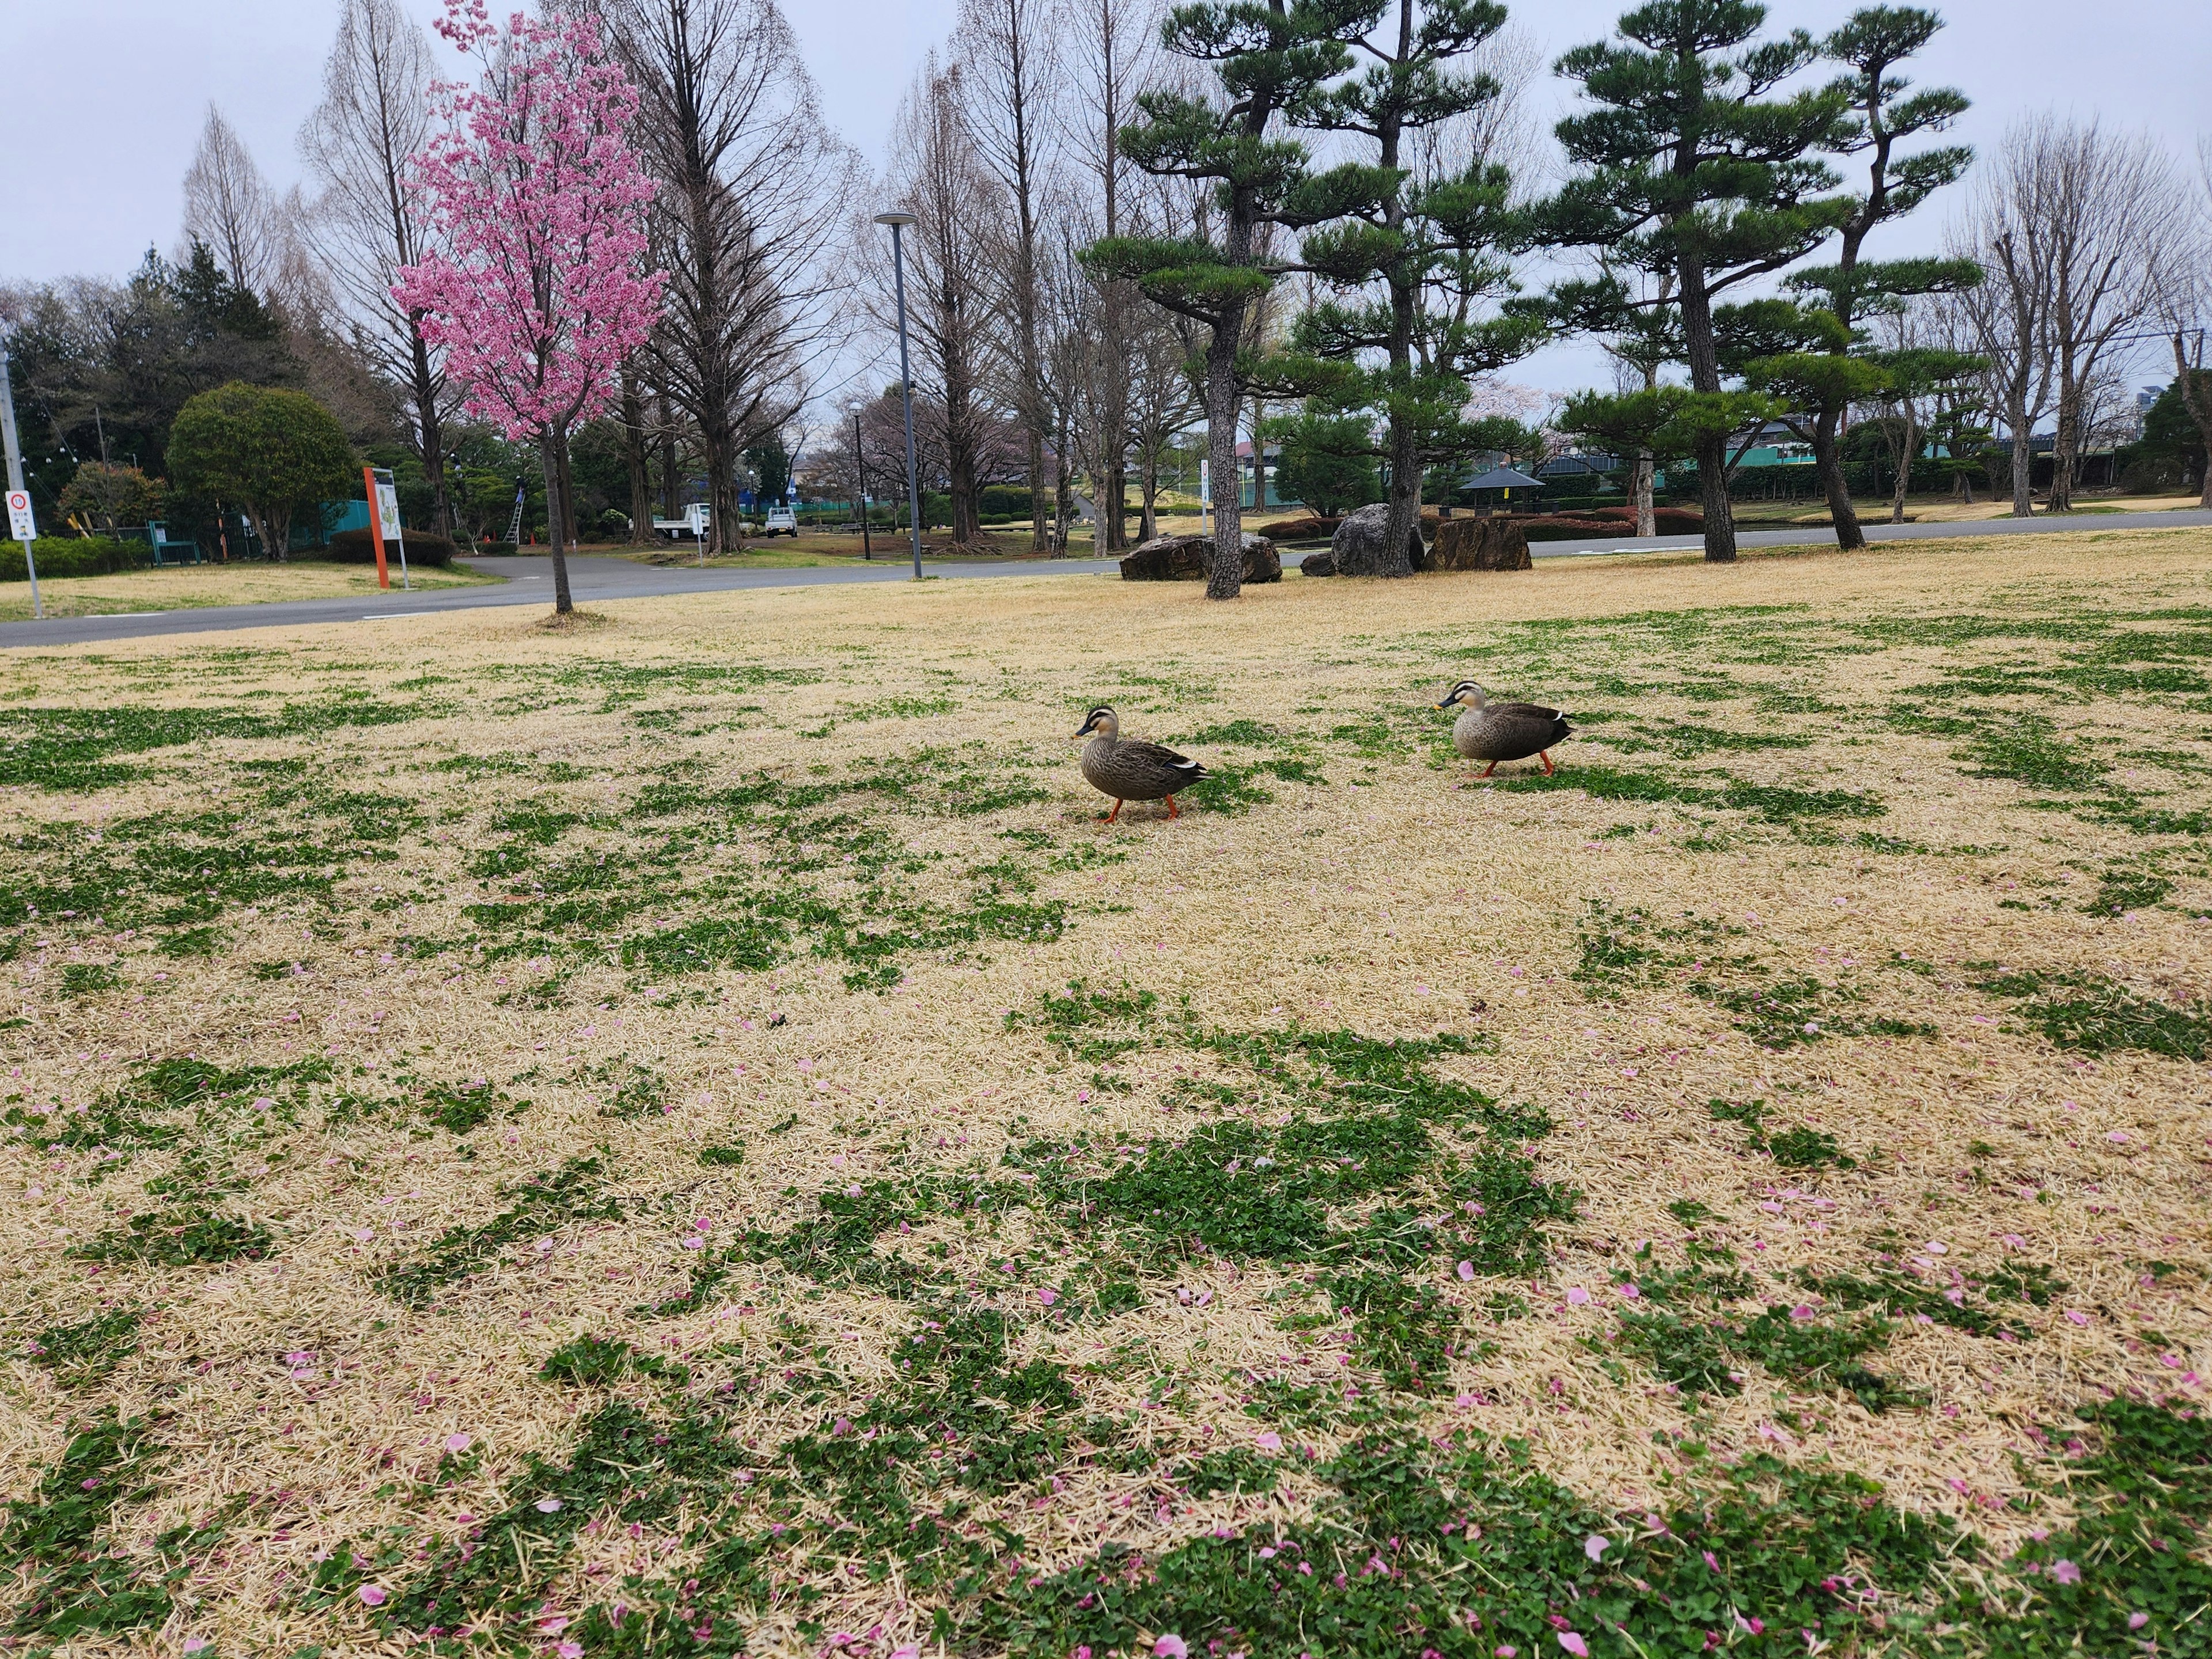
[4,0,2205,397]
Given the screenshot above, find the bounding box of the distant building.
[1233,438,1289,509]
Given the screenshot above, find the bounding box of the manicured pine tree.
[1088,0,1378,600]
[1547,0,1853,562]
[1737,6,1977,550]
[1287,0,1546,575]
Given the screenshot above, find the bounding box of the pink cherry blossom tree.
[395,0,664,613]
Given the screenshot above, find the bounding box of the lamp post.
[873,210,924,579]
[854,410,870,559]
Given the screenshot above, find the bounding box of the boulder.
[1252,513,1331,541]
[1429,516,1532,571]
[1319,502,1426,577]
[1119,531,1281,583]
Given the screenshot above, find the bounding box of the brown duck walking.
[1074,706,1209,821]
[1436,679,1574,777]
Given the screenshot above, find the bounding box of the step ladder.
[505,482,525,546]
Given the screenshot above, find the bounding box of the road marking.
[361,612,441,620]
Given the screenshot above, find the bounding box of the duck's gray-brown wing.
[1103,740,1210,798]
[1482,703,1574,760]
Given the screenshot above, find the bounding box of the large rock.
[1119,531,1281,584]
[1319,502,1425,577]
[1429,516,1532,571]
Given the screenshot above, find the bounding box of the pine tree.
[1087,0,1376,599]
[1735,6,1976,550]
[1547,0,1852,562]
[1287,0,1546,575]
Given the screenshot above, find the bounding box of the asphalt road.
[2,507,2206,649]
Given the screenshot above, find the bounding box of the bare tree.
[181,106,279,296]
[957,0,1062,551]
[2023,120,2182,510]
[1060,0,1160,553]
[296,0,457,529]
[1124,183,1207,539]
[873,59,1010,546]
[592,0,862,552]
[2154,135,2212,507]
[1954,138,2056,517]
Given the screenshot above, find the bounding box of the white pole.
[387,476,412,592]
[0,342,41,620]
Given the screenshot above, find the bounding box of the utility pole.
[855,410,870,559]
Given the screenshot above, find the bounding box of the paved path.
[0,551,1123,649]
[2,509,2206,649]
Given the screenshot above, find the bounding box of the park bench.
[147,522,203,566]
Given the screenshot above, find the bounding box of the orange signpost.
[362,465,391,589]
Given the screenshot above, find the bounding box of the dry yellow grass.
[1,525,2208,1658]
[0,559,494,622]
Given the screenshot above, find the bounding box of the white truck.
[652,502,710,541]
[760,503,798,537]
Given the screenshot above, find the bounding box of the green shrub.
[1,537,150,582]
[315,528,456,567]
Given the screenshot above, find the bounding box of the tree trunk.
[1891,411,1916,523]
[1099,281,1130,554]
[1675,257,1737,563]
[622,370,651,545]
[2006,380,2035,516]
[2047,377,2077,513]
[540,433,573,614]
[407,322,450,539]
[1634,450,1655,536]
[945,372,981,547]
[2173,344,2212,509]
[554,431,580,547]
[1378,411,1419,578]
[704,440,738,561]
[1028,429,1048,552]
[1053,414,1073,554]
[1141,450,1159,541]
[655,390,679,521]
[1203,318,1244,599]
[1372,17,1418,581]
[1812,408,1865,549]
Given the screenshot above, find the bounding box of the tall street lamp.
[873,210,924,579]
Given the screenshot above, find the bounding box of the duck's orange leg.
[1540,751,1555,775]
[1477,760,1498,779]
[1164,794,1179,819]
[1105,800,1123,823]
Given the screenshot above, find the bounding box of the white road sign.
[375,480,403,542]
[6,488,33,542]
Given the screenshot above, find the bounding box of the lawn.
[2,525,2209,1659]
[0,558,499,621]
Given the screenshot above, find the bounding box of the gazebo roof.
[1465,465,1546,490]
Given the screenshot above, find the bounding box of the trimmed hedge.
[316,528,457,567]
[1,536,150,581]
[1512,509,1703,542]
[1584,505,1706,533]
